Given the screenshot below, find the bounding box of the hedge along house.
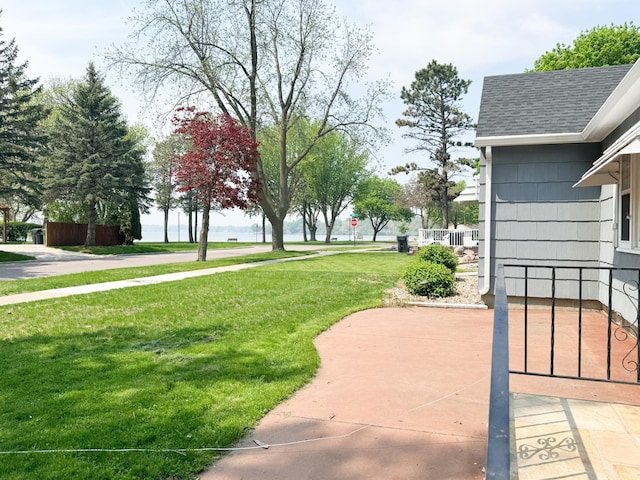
[475,60,640,326]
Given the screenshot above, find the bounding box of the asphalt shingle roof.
[475,64,633,138]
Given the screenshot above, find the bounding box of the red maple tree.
[172,107,260,261]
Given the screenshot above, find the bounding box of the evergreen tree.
[45,62,150,246]
[393,60,475,228]
[0,17,49,211]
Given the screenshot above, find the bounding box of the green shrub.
[4,222,42,242]
[402,260,455,297]
[415,244,458,273]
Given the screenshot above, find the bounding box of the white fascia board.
[583,61,640,141]
[474,132,583,148]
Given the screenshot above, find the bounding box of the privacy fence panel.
[46,222,123,246]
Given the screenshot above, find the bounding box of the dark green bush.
[402,260,455,297]
[4,222,42,242]
[415,244,458,273]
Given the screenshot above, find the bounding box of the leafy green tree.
[302,129,370,243]
[109,0,388,251]
[0,18,49,214]
[45,62,150,246]
[353,176,413,241]
[114,124,150,244]
[532,23,640,71]
[150,134,184,243]
[178,192,199,244]
[46,200,87,223]
[258,118,310,238]
[394,60,475,228]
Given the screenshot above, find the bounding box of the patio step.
[511,393,640,479]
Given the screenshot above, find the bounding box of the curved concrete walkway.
[203,307,492,480]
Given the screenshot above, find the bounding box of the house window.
[619,156,635,248]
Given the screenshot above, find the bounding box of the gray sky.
[2,0,638,227]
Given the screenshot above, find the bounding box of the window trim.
[617,154,640,251]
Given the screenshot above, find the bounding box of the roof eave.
[582,61,640,141]
[474,133,584,148]
[476,61,640,148]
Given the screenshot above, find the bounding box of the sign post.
[350,215,358,247]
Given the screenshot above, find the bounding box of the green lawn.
[0,252,410,479]
[0,251,34,262]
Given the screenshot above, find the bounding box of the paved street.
[0,244,273,280]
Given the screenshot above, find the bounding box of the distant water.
[139,227,396,244]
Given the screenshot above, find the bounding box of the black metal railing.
[485,264,640,478]
[505,264,640,385]
[485,265,510,479]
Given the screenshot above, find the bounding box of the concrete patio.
[203,306,640,479]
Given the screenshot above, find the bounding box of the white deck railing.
[418,229,479,247]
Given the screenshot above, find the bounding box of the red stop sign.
[351,218,358,227]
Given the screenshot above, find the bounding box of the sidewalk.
[0,251,334,306]
[202,307,640,480]
[203,307,492,480]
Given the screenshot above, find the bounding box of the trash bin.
[396,235,409,253]
[31,228,44,245]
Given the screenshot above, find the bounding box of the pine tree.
[394,60,475,228]
[45,62,150,246]
[0,18,48,211]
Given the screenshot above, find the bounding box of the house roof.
[454,178,479,203]
[475,64,633,140]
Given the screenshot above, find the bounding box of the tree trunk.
[262,214,267,243]
[323,210,335,244]
[301,205,308,242]
[85,200,97,246]
[163,207,169,243]
[197,201,210,261]
[194,203,199,243]
[270,215,285,250]
[441,178,449,229]
[260,185,287,250]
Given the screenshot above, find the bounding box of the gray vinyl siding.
[476,61,640,325]
[599,106,640,325]
[480,143,602,299]
[598,185,616,267]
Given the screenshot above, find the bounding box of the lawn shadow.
[0,324,311,478]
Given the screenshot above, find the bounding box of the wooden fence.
[45,222,124,246]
